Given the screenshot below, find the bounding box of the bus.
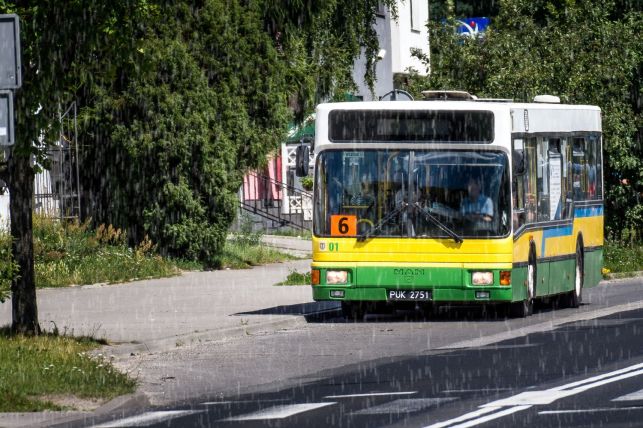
[297,91,603,318]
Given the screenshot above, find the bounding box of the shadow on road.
[234,297,584,324]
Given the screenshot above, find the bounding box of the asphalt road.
[68,277,643,428]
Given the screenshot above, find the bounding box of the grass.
[214,239,296,269]
[603,240,643,275]
[0,328,135,412]
[30,217,180,288]
[1,216,298,290]
[275,269,311,286]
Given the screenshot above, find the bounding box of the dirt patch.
[36,394,105,411]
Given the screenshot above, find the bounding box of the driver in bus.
[460,176,493,223]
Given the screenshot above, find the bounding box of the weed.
[275,269,311,286]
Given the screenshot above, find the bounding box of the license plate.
[387,290,432,301]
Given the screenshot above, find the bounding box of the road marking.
[201,398,287,405]
[325,391,417,399]
[91,410,199,427]
[539,407,643,414]
[423,407,500,428]
[442,388,512,393]
[613,388,643,401]
[424,361,643,428]
[438,300,643,350]
[221,402,335,421]
[352,398,458,415]
[447,405,532,428]
[551,362,643,392]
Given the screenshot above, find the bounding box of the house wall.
[351,0,429,101]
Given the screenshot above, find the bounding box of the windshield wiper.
[357,202,408,242]
[413,202,463,243]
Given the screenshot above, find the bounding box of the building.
[352,1,430,100]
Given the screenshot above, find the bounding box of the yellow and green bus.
[299,92,603,318]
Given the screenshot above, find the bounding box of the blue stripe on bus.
[539,207,602,254]
[541,225,573,255]
[574,206,604,218]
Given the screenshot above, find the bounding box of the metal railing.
[240,170,312,230]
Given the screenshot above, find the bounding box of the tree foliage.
[1,0,395,270]
[406,0,642,240]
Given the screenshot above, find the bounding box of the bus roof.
[315,100,601,139]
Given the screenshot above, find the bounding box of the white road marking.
[613,388,643,401]
[481,390,574,407]
[424,361,643,428]
[447,405,532,428]
[442,388,511,393]
[539,407,643,415]
[550,362,643,392]
[325,391,417,399]
[423,407,501,428]
[221,402,335,421]
[201,398,287,405]
[352,398,458,415]
[91,411,199,427]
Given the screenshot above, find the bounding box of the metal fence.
[240,170,312,230]
[34,102,81,220]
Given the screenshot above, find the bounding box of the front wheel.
[510,248,536,318]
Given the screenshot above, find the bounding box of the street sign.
[0,90,14,146]
[0,14,21,89]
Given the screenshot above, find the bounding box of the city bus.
[298,92,603,318]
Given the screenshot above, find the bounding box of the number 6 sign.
[330,215,357,236]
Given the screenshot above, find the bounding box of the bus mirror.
[300,135,314,152]
[295,144,310,177]
[513,150,526,176]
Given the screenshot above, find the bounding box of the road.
[60,277,642,428]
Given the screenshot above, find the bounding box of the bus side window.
[572,137,588,200]
[524,138,538,224]
[586,135,602,200]
[536,137,550,222]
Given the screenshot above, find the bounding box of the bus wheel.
[565,240,584,308]
[341,302,366,321]
[510,248,536,318]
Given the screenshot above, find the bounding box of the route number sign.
[330,215,356,236]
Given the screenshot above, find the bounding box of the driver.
[460,176,493,223]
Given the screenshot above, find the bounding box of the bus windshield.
[314,149,511,239]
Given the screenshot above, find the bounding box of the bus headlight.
[326,270,348,285]
[472,271,494,286]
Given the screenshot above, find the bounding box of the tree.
[0,0,396,332]
[406,0,642,240]
[0,0,153,334]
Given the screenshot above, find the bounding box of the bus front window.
[314,150,511,239]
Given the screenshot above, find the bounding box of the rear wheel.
[510,246,536,318]
[564,240,584,308]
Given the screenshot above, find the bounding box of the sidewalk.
[261,234,312,257]
[0,239,328,427]
[0,259,324,353]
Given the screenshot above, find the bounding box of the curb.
[604,270,643,280]
[104,301,340,357]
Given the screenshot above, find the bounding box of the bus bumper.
[311,264,521,303]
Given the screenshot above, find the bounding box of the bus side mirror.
[295,144,310,177]
[513,150,525,176]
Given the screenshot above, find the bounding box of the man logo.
[319,242,326,251]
